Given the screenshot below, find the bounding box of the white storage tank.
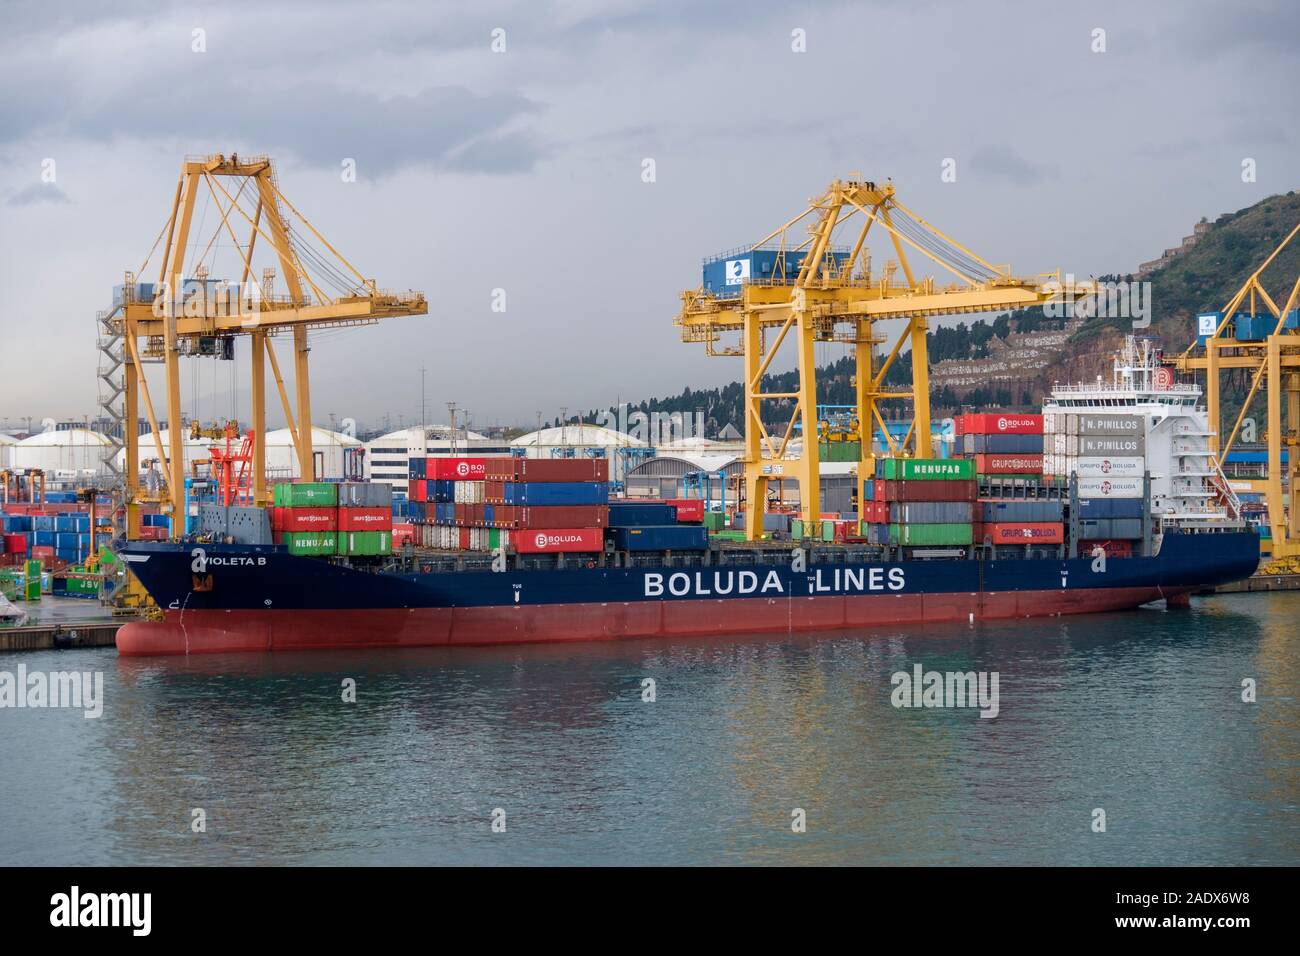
[12,427,113,475]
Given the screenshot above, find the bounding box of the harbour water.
[1,593,1295,866]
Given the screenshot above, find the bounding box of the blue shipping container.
[408,457,426,479]
[1076,498,1144,520]
[610,525,708,551]
[963,433,1043,454]
[502,482,609,506]
[608,503,678,527]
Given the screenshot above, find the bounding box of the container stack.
[408,457,612,553]
[864,458,977,547]
[955,412,1045,484]
[608,501,708,551]
[974,499,1066,547]
[271,482,339,555]
[1043,412,1146,493]
[336,481,394,556]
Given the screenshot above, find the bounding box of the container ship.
[112,338,1258,656]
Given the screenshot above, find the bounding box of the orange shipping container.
[985,522,1064,544]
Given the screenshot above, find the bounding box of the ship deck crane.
[1175,219,1300,564]
[107,153,428,539]
[674,176,1096,539]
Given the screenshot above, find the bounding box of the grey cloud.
[969,146,1056,186]
[6,182,71,206]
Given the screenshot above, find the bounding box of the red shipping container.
[513,528,604,553]
[1084,539,1133,558]
[137,526,166,541]
[429,457,487,481]
[985,522,1064,544]
[484,479,506,504]
[666,498,705,522]
[31,545,54,559]
[408,478,429,503]
[492,505,609,530]
[391,523,415,546]
[458,527,471,550]
[959,413,1043,435]
[3,533,26,553]
[338,507,392,531]
[973,453,1044,475]
[276,507,338,532]
[875,479,978,503]
[483,458,609,483]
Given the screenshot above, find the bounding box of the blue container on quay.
[608,503,678,527]
[2,515,32,532]
[502,482,609,506]
[963,433,1043,454]
[408,457,426,479]
[32,515,56,532]
[610,525,708,551]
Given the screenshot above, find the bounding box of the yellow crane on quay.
[103,153,427,541]
[1175,219,1300,566]
[674,176,1096,540]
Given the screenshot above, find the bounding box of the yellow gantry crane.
[108,153,427,539]
[1175,219,1300,563]
[675,176,1095,540]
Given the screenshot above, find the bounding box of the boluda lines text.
[644,567,905,597]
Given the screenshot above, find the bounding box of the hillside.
[570,191,1300,435]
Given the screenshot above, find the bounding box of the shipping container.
[1084,539,1134,558]
[271,506,337,532]
[961,433,1043,455]
[1076,498,1145,519]
[666,499,705,523]
[972,453,1043,475]
[1075,476,1143,499]
[983,522,1064,544]
[887,501,975,524]
[889,523,973,546]
[956,413,1043,435]
[337,507,393,532]
[1069,456,1145,478]
[491,505,609,530]
[483,458,609,483]
[612,525,708,551]
[275,531,338,556]
[408,456,426,479]
[338,482,392,508]
[336,530,393,556]
[874,479,978,502]
[876,458,975,481]
[1075,413,1144,436]
[1079,518,1144,540]
[501,481,609,506]
[1078,435,1144,456]
[513,528,604,553]
[608,503,678,526]
[427,457,488,481]
[273,482,338,507]
[980,500,1065,523]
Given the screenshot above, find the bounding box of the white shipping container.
[1076,476,1144,498]
[470,527,489,551]
[1052,434,1079,456]
[1077,413,1143,436]
[1079,434,1144,456]
[1071,456,1146,477]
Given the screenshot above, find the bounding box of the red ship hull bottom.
[115,586,1188,656]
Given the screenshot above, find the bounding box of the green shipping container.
[820,519,835,541]
[712,530,749,542]
[283,531,338,556]
[889,523,973,546]
[877,458,975,481]
[336,531,392,556]
[791,519,804,539]
[703,512,726,531]
[23,560,42,600]
[274,482,338,507]
[818,441,862,463]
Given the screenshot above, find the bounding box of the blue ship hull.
[114,530,1260,655]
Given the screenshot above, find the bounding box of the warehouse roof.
[17,428,112,447]
[512,425,643,448]
[264,426,362,447]
[367,426,489,445]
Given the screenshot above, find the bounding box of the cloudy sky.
[0,0,1294,434]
